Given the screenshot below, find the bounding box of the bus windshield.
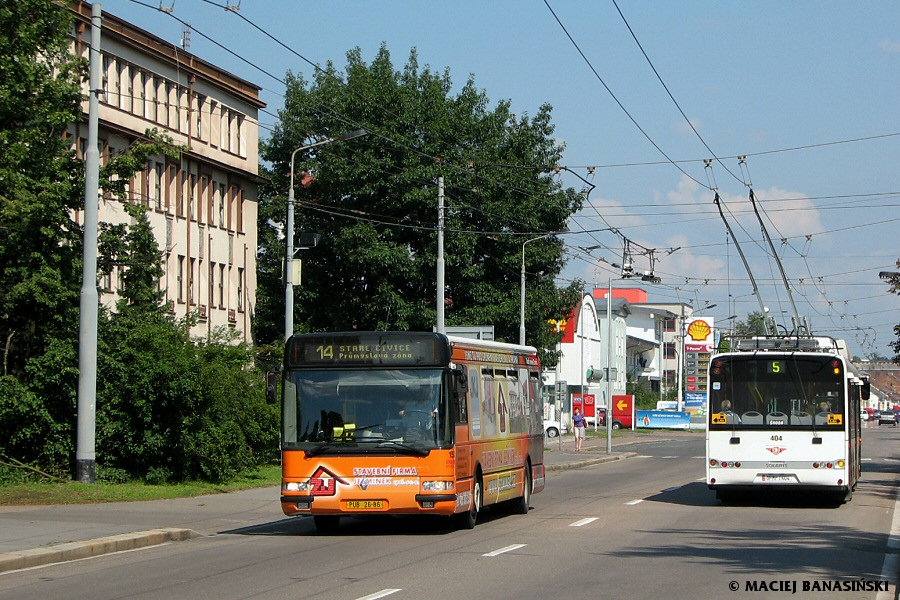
[708,354,844,428]
[282,369,452,452]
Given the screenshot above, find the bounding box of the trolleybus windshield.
[282,369,452,453]
[708,354,845,429]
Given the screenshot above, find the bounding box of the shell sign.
[685,317,714,352]
[687,319,711,341]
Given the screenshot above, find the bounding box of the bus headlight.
[283,481,309,492]
[422,480,453,492]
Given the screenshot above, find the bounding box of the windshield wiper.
[305,441,341,457]
[376,440,429,456]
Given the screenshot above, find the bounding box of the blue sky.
[100,1,900,358]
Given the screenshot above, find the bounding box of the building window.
[664,342,676,359]
[664,318,675,332]
[209,261,216,310]
[177,255,185,303]
[209,100,219,148]
[235,187,243,233]
[189,258,196,305]
[237,267,244,312]
[219,183,226,227]
[218,264,225,308]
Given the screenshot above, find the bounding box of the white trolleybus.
[706,336,869,502]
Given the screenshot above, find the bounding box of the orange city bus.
[277,331,545,532]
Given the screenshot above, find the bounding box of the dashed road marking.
[570,517,599,527]
[483,543,526,557]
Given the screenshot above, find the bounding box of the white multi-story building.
[70,1,263,343]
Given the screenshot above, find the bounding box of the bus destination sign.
[288,333,450,367]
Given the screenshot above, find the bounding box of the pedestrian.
[573,407,586,452]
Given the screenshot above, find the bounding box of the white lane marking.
[862,458,873,461]
[635,455,653,459]
[696,477,706,481]
[662,456,679,459]
[662,486,682,493]
[570,517,599,527]
[626,499,644,506]
[876,486,900,600]
[483,543,526,557]
[356,590,401,600]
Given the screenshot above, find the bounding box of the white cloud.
[879,39,900,54]
[674,117,703,136]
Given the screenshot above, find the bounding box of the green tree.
[256,46,582,365]
[884,260,900,363]
[0,1,86,382]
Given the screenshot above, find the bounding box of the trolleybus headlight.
[837,460,845,468]
[283,481,309,492]
[422,480,453,492]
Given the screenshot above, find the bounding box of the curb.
[546,451,638,472]
[0,528,197,574]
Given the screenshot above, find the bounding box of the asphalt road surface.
[1,426,898,600]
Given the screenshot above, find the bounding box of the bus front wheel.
[313,515,340,534]
[458,477,482,529]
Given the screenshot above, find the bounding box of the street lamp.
[520,231,566,345]
[285,129,367,341]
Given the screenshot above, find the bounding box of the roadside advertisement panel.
[636,410,691,429]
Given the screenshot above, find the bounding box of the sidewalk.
[0,430,685,573]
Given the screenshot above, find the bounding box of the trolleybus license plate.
[758,474,797,483]
[346,500,384,509]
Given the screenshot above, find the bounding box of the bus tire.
[313,515,340,534]
[458,476,482,529]
[511,463,531,515]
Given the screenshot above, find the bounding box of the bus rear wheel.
[510,465,531,515]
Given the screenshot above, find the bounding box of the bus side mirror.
[861,380,870,401]
[451,365,468,394]
[265,371,278,405]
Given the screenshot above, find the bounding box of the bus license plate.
[758,474,797,483]
[346,500,384,510]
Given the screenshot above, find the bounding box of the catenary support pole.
[76,3,102,484]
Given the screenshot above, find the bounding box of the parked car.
[877,410,898,426]
[544,419,567,438]
[594,407,625,430]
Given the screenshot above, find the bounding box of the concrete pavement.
[0,430,688,573]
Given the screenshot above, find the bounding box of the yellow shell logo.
[687,319,711,341]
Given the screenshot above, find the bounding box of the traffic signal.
[586,367,604,382]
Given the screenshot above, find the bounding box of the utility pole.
[436,176,445,334]
[76,2,102,484]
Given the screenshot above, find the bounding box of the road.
[1,427,898,600]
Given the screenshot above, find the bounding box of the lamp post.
[520,231,566,345]
[285,129,366,341]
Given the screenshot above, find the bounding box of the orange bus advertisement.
[278,332,544,532]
